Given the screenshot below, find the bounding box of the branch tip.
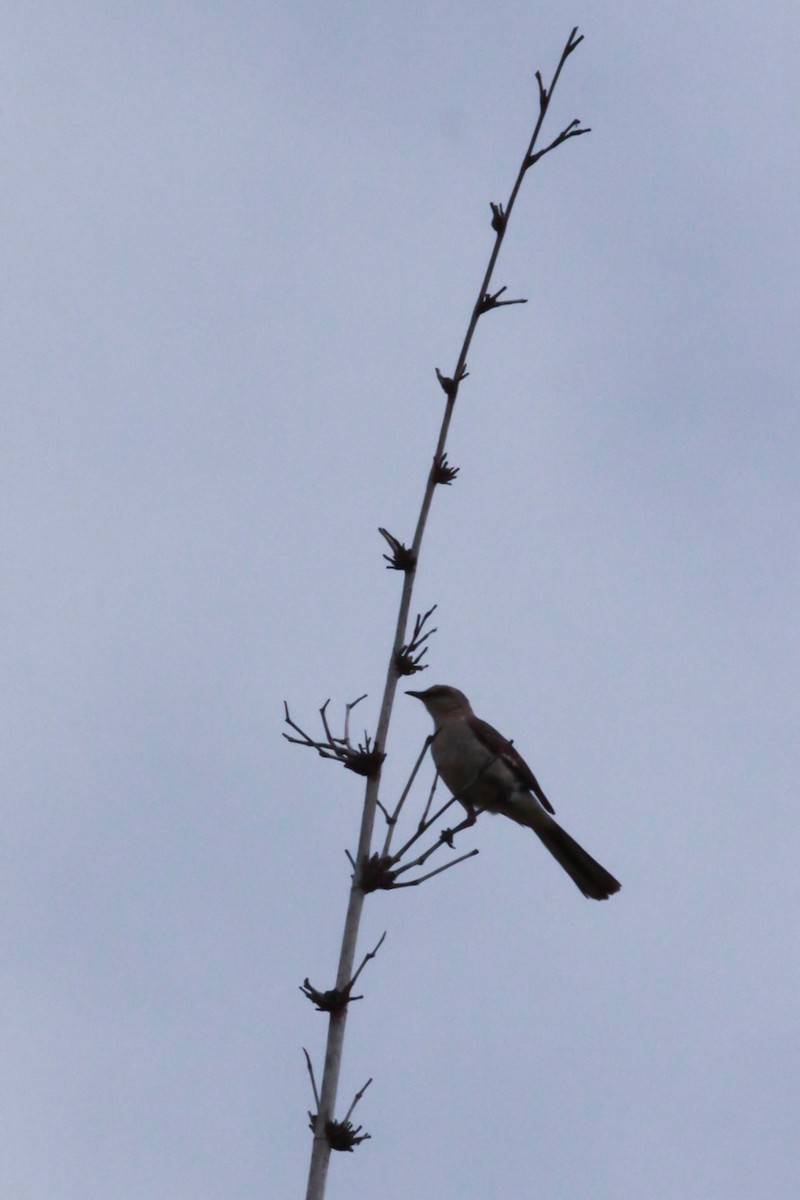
[535,69,548,112]
[565,27,584,56]
[303,1048,321,1109]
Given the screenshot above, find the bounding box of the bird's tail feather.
[532,818,621,901]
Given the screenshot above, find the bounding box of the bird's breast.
[430,721,515,810]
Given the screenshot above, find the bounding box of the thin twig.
[380,735,435,857]
[284,696,383,777]
[343,695,368,744]
[390,842,448,879]
[319,700,337,747]
[391,849,481,888]
[395,605,438,676]
[375,798,394,824]
[348,931,387,992]
[391,794,461,862]
[417,770,440,828]
[342,1077,373,1125]
[304,1048,321,1110]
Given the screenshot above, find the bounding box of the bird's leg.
[439,805,478,847]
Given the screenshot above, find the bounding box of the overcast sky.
[3,3,799,1198]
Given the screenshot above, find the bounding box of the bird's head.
[406,684,472,720]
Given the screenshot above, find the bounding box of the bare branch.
[565,26,584,56]
[390,829,461,879]
[300,931,388,1011]
[380,734,435,857]
[309,1074,373,1153]
[535,69,547,113]
[304,1048,321,1110]
[395,606,438,676]
[343,695,369,748]
[283,697,385,778]
[316,1079,373,1154]
[478,285,528,314]
[417,767,440,828]
[318,699,337,748]
[391,849,481,888]
[391,793,461,863]
[348,931,387,993]
[525,119,591,170]
[342,1077,373,1126]
[311,1079,373,1154]
[375,797,394,825]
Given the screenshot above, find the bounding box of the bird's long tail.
[532,816,621,901]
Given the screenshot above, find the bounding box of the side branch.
[300,932,388,1012]
[283,697,385,778]
[525,119,591,169]
[305,1056,373,1154]
[395,605,437,676]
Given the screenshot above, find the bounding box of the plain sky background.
[3,3,799,1198]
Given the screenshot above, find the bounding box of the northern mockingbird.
[407,684,621,901]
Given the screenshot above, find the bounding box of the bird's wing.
[468,715,556,814]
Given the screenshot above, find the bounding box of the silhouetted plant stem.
[304,28,588,1199]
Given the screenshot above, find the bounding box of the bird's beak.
[406,690,425,699]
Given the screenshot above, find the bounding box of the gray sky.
[3,3,799,1198]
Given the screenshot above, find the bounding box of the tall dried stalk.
[297,29,590,1199]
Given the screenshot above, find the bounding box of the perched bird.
[407,684,621,901]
